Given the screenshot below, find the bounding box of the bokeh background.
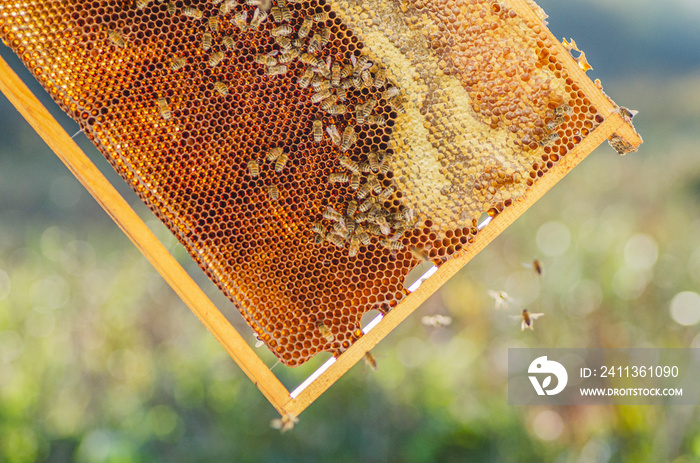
[1,0,700,461]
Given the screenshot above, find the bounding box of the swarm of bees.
[270,413,299,433]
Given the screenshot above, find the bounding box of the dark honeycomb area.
[0,0,603,366]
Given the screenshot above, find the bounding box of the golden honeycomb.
[0,0,632,367]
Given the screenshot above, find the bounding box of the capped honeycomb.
[0,0,636,367]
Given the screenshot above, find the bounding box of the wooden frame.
[0,0,642,419]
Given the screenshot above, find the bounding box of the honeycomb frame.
[0,0,641,418]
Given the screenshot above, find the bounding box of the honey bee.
[388,95,405,113]
[266,65,288,76]
[357,161,372,173]
[356,182,372,199]
[327,104,347,115]
[355,103,367,125]
[312,118,323,143]
[279,6,291,22]
[382,86,400,100]
[487,290,513,310]
[517,309,544,331]
[222,36,235,50]
[274,152,289,172]
[367,174,381,193]
[377,185,395,202]
[312,78,332,91]
[271,25,292,36]
[297,17,313,38]
[340,126,356,152]
[108,30,125,48]
[388,226,406,241]
[368,150,381,171]
[320,95,339,111]
[170,54,186,71]
[311,221,326,235]
[326,233,345,248]
[208,16,219,32]
[380,238,403,250]
[354,54,370,73]
[554,104,573,117]
[322,206,343,222]
[311,88,332,104]
[270,5,282,22]
[247,159,260,178]
[409,246,429,262]
[298,68,314,88]
[274,36,292,49]
[156,97,172,120]
[321,27,331,45]
[367,115,387,126]
[220,0,236,14]
[323,124,340,147]
[208,51,224,67]
[338,155,359,173]
[373,67,386,88]
[317,321,335,342]
[182,6,203,18]
[253,332,265,348]
[361,69,373,87]
[421,315,452,327]
[331,62,341,87]
[267,147,283,161]
[532,259,544,276]
[213,81,229,96]
[267,184,280,200]
[359,196,376,213]
[348,236,360,257]
[250,8,268,29]
[308,33,323,53]
[212,0,225,5]
[136,0,150,10]
[349,173,361,191]
[270,413,299,433]
[167,1,176,14]
[201,32,212,51]
[335,88,347,101]
[363,351,378,372]
[313,12,329,22]
[234,11,249,31]
[277,48,300,63]
[299,52,317,66]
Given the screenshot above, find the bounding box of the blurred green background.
[1,0,700,461]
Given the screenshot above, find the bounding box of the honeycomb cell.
[0,0,616,367]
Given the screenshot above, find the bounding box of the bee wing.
[255,340,264,348]
[529,313,545,320]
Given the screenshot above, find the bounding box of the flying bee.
[108,30,125,48]
[326,233,345,248]
[312,118,323,143]
[322,206,343,222]
[530,259,544,276]
[182,6,203,18]
[222,36,235,50]
[421,315,452,328]
[208,16,219,32]
[167,1,176,14]
[377,185,396,202]
[201,32,212,50]
[363,351,377,372]
[367,115,387,126]
[349,173,361,191]
[367,174,381,193]
[487,290,513,310]
[359,196,376,213]
[383,86,400,100]
[515,309,544,331]
[250,8,268,29]
[271,24,292,36]
[381,238,403,250]
[317,321,335,342]
[308,33,323,53]
[234,11,249,31]
[156,98,172,120]
[267,147,283,162]
[356,182,372,199]
[296,17,313,38]
[267,184,280,200]
[311,88,332,104]
[298,68,314,88]
[338,155,359,173]
[340,126,356,152]
[320,95,339,111]
[208,51,224,67]
[328,172,349,183]
[313,12,329,22]
[213,81,228,95]
[325,124,341,146]
[247,159,260,177]
[274,152,289,172]
[170,54,186,71]
[327,104,347,115]
[389,95,406,113]
[270,413,299,433]
[266,65,288,76]
[409,246,429,262]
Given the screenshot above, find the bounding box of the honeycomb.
[0,0,627,367]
